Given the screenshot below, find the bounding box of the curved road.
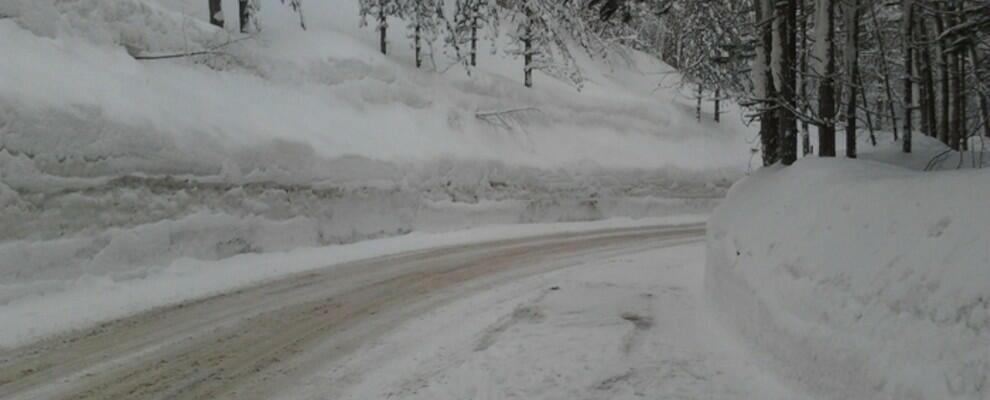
[0,224,705,400]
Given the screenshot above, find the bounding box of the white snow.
[0,216,703,349]
[0,0,753,344]
[707,140,990,398]
[280,242,801,400]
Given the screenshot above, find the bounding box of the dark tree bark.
[800,0,811,155]
[902,0,914,153]
[415,22,422,68]
[757,0,779,165]
[956,4,969,151]
[819,0,837,157]
[859,73,877,146]
[845,0,861,158]
[935,6,951,144]
[915,16,935,138]
[379,3,388,55]
[973,46,990,139]
[949,47,962,149]
[471,13,479,67]
[209,0,224,28]
[777,0,798,165]
[715,87,721,123]
[697,84,703,122]
[956,49,968,150]
[524,4,533,88]
[239,0,251,34]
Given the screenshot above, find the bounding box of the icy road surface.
[0,223,799,399]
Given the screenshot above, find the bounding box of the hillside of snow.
[0,0,753,332]
[706,134,990,399]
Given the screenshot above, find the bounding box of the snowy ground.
[286,242,800,400]
[707,133,990,399]
[3,222,805,400]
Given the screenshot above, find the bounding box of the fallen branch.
[133,35,255,61]
[475,107,541,118]
[475,108,541,130]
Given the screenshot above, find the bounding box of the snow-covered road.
[0,223,799,399]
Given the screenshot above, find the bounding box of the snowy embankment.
[0,0,751,345]
[706,138,990,399]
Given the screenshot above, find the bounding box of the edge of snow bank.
[705,159,990,400]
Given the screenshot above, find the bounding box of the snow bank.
[706,158,990,399]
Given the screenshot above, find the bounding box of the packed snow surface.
[281,242,801,400]
[707,140,990,399]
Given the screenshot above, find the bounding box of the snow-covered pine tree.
[360,0,403,54]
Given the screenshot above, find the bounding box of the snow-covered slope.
[0,0,752,339]
[706,136,990,399]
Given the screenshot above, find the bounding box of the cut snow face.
[0,0,752,345]
[706,156,990,399]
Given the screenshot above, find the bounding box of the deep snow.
[706,135,990,399]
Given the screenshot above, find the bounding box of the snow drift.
[706,151,990,399]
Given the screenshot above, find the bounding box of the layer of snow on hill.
[706,157,990,399]
[0,0,752,345]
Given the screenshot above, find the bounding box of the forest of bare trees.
[207,0,990,164]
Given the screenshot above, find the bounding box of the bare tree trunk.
[415,21,422,68]
[209,0,224,28]
[948,4,963,150]
[869,3,899,140]
[756,0,779,165]
[697,84,703,122]
[379,3,387,55]
[524,5,533,88]
[958,49,969,151]
[902,0,914,153]
[714,87,721,123]
[471,13,479,67]
[916,16,937,138]
[239,0,251,34]
[778,0,798,165]
[957,3,969,151]
[859,73,877,146]
[934,6,951,144]
[800,0,811,155]
[818,0,837,157]
[845,0,861,158]
[973,46,990,139]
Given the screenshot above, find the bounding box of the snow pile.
[706,157,990,399]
